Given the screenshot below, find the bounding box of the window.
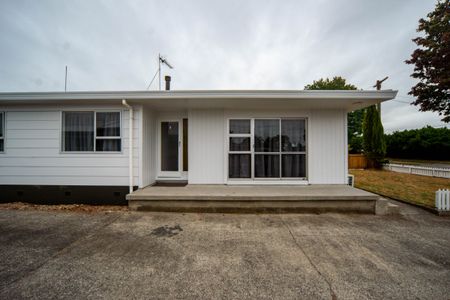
[228,118,307,180]
[254,119,280,178]
[95,112,121,151]
[62,111,121,152]
[228,119,251,178]
[0,112,4,152]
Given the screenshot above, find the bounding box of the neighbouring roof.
[0,90,398,111]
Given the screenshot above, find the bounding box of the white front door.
[158,120,181,178]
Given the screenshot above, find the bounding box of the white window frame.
[61,110,122,153]
[0,112,4,153]
[227,117,308,181]
[228,119,252,179]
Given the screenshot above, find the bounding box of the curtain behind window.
[64,112,94,151]
[96,112,121,151]
[96,112,120,136]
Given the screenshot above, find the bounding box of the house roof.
[0,89,398,112]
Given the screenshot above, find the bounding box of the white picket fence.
[383,163,450,179]
[436,189,450,211]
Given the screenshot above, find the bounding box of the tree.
[304,76,357,90]
[405,0,450,122]
[363,105,386,166]
[385,126,450,160]
[304,76,364,153]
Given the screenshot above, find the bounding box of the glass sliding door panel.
[255,154,280,178]
[161,122,179,172]
[282,154,306,178]
[254,119,279,152]
[281,119,306,152]
[229,154,251,178]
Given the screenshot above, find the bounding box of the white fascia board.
[0,90,398,102]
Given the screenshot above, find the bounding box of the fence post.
[436,189,440,210]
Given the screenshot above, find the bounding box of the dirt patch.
[0,202,128,214]
[150,225,183,237]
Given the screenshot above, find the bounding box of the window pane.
[230,137,250,151]
[0,140,3,152]
[254,119,279,152]
[64,112,94,151]
[161,122,179,171]
[229,119,250,134]
[229,154,251,178]
[96,112,120,137]
[255,154,280,178]
[96,139,121,152]
[282,154,306,178]
[282,119,305,152]
[0,113,3,137]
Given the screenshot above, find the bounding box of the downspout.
[122,99,134,193]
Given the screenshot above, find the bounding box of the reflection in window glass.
[281,119,305,152]
[229,137,250,151]
[254,119,279,152]
[96,112,120,137]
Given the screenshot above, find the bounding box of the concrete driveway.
[0,204,449,299]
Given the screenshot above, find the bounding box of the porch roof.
[0,89,397,111]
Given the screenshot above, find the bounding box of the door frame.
[157,119,182,178]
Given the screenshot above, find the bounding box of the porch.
[126,184,381,213]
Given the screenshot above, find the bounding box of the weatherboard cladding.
[0,105,140,186]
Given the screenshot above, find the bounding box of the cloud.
[0,0,447,131]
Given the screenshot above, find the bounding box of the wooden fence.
[383,163,450,179]
[436,189,450,211]
[348,154,369,169]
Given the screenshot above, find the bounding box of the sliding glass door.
[228,118,306,180]
[254,119,280,178]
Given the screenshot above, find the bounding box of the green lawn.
[350,169,450,208]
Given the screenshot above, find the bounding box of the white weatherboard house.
[0,89,397,210]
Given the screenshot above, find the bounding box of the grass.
[349,169,450,208]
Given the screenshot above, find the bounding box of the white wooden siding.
[308,109,347,184]
[141,106,157,187]
[0,105,140,186]
[188,109,225,184]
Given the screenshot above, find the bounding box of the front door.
[159,120,181,177]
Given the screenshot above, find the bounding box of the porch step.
[375,198,401,216]
[127,185,380,214]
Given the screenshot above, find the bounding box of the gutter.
[122,99,134,194]
[0,90,398,101]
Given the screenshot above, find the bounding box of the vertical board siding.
[188,109,225,184]
[141,107,157,187]
[308,110,346,184]
[0,106,140,186]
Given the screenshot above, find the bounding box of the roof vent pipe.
[165,76,171,91]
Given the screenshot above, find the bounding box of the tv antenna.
[64,65,68,92]
[146,53,174,90]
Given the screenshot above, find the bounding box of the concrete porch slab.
[127,185,380,214]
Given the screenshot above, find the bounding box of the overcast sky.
[0,0,447,132]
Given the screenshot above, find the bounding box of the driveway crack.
[280,217,337,300]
